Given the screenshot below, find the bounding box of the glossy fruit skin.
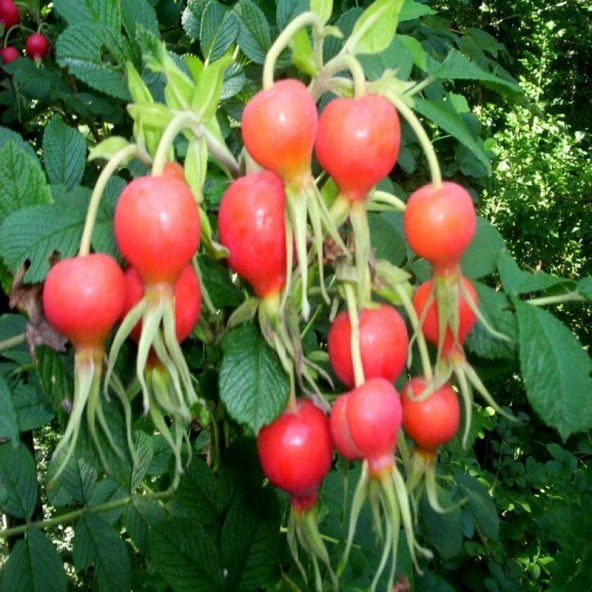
[43,254,125,350]
[114,175,200,285]
[346,378,402,476]
[162,161,185,182]
[0,0,20,29]
[218,171,287,299]
[257,399,333,509]
[329,394,363,461]
[25,33,49,59]
[123,264,201,343]
[404,182,476,272]
[413,277,477,354]
[315,94,400,201]
[401,377,460,453]
[328,304,409,388]
[241,79,318,183]
[0,46,19,65]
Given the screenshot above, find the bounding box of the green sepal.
[191,55,233,120]
[89,137,131,162]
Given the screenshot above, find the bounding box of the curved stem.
[370,190,407,212]
[152,111,199,176]
[263,11,322,89]
[79,144,138,256]
[528,292,585,306]
[0,333,25,352]
[387,94,442,189]
[344,283,365,387]
[322,54,366,98]
[404,76,435,97]
[198,125,240,178]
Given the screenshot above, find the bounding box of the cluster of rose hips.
[215,75,479,586]
[0,0,49,66]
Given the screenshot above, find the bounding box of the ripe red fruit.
[0,0,20,29]
[413,277,477,354]
[0,46,19,65]
[43,254,125,350]
[241,79,318,184]
[404,182,476,273]
[346,378,402,477]
[218,170,287,299]
[328,304,409,388]
[114,175,200,285]
[329,394,362,461]
[257,399,333,510]
[25,33,49,60]
[402,377,460,453]
[123,264,201,343]
[315,94,400,201]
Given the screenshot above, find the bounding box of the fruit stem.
[262,12,322,89]
[196,124,240,178]
[79,144,138,257]
[344,282,365,388]
[386,93,442,189]
[322,53,366,98]
[0,333,25,351]
[152,111,198,176]
[527,291,586,306]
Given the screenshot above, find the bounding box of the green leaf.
[0,142,52,223]
[323,8,362,61]
[0,205,84,283]
[88,479,128,524]
[12,382,55,432]
[0,127,37,159]
[412,97,491,174]
[124,498,165,555]
[35,346,73,416]
[1,528,67,592]
[461,217,505,279]
[345,0,404,56]
[56,24,131,101]
[397,34,427,70]
[121,0,159,39]
[73,513,131,592]
[429,50,521,95]
[198,255,242,309]
[420,486,462,560]
[89,136,130,161]
[368,211,406,266]
[175,457,225,528]
[465,282,517,360]
[131,431,153,491]
[182,0,209,40]
[42,115,86,190]
[516,302,592,441]
[399,0,436,22]
[219,325,290,432]
[149,517,224,592]
[55,452,99,504]
[454,471,499,541]
[498,251,571,295]
[200,3,239,63]
[192,56,233,119]
[220,489,280,591]
[0,375,19,443]
[221,61,246,99]
[0,442,38,520]
[577,277,592,302]
[234,0,271,65]
[310,0,332,25]
[278,0,309,28]
[54,0,121,30]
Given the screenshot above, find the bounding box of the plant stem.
[0,489,174,540]
[387,94,442,189]
[404,76,435,97]
[527,292,586,306]
[262,12,322,89]
[344,283,365,387]
[152,111,199,175]
[0,334,26,352]
[79,144,138,257]
[195,124,240,178]
[322,54,366,98]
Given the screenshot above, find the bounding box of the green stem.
[404,76,435,97]
[344,283,365,387]
[370,190,407,212]
[387,94,442,189]
[527,292,585,306]
[152,111,198,176]
[198,125,240,178]
[0,489,173,539]
[263,11,322,89]
[0,333,26,352]
[79,144,138,256]
[322,54,366,98]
